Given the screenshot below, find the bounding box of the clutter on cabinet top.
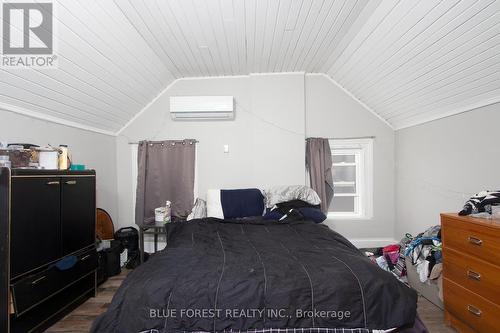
[0,142,76,170]
[458,190,500,218]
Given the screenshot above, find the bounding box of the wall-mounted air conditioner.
[170,96,234,120]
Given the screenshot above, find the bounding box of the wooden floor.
[46,271,455,333]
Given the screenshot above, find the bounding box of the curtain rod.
[306,136,375,141]
[128,139,199,145]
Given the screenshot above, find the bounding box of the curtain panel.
[306,137,334,213]
[135,139,196,225]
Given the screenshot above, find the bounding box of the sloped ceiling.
[1,0,499,135]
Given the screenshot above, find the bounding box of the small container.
[164,201,172,223]
[58,145,70,170]
[0,155,11,168]
[38,148,59,169]
[154,207,166,222]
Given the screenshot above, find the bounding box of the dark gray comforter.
[91,218,417,333]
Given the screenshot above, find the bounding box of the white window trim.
[328,138,373,220]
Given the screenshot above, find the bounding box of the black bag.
[114,227,139,252]
[97,240,122,284]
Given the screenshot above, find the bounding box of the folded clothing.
[263,200,326,223]
[459,190,500,216]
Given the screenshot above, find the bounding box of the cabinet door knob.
[65,180,77,185]
[467,270,481,281]
[46,181,60,185]
[468,236,483,246]
[467,305,482,317]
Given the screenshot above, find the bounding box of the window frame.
[328,138,373,220]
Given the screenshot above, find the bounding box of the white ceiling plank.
[0,0,498,132]
[46,1,156,104]
[258,0,281,73]
[1,68,133,121]
[0,75,126,126]
[347,0,496,96]
[287,0,327,72]
[55,1,163,96]
[333,0,429,82]
[0,83,120,131]
[279,0,314,72]
[294,0,340,71]
[244,0,257,72]
[265,0,293,72]
[317,0,381,73]
[360,7,500,106]
[375,31,500,112]
[325,0,399,75]
[389,76,500,123]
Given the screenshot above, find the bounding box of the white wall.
[116,73,306,229]
[305,74,395,244]
[395,102,500,238]
[116,73,395,245]
[0,109,118,221]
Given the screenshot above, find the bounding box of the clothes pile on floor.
[366,225,443,285]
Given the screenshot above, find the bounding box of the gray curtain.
[306,138,334,213]
[135,140,196,225]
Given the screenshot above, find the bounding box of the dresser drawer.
[442,217,500,265]
[444,278,500,332]
[443,248,500,305]
[11,248,97,315]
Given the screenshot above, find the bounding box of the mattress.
[91,218,418,333]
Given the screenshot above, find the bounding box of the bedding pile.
[91,217,418,333]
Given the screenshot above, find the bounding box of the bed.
[91,216,422,333]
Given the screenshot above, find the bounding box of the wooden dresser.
[441,213,500,333]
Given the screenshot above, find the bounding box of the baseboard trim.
[349,238,398,248]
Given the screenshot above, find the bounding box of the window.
[328,138,373,219]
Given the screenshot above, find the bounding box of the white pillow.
[206,189,224,218]
[263,185,321,208]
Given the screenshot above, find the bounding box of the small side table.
[138,217,185,264]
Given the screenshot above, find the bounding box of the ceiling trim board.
[316,73,394,129]
[394,96,500,131]
[0,101,116,137]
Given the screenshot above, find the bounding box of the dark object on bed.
[220,188,265,218]
[264,200,326,223]
[92,217,418,333]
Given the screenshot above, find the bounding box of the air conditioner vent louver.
[170,96,234,120]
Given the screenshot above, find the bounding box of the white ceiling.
[1,0,499,134]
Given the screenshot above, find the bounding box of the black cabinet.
[10,177,61,278]
[61,177,96,256]
[0,169,97,333]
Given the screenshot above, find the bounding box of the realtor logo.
[2,2,57,67]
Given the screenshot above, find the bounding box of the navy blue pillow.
[220,189,265,219]
[298,207,327,223]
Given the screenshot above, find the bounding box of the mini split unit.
[170,96,234,120]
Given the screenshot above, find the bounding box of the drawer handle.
[467,305,482,317]
[467,270,481,281]
[468,236,483,246]
[31,276,46,285]
[65,180,77,185]
[80,255,91,261]
[46,181,60,185]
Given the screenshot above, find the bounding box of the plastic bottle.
[164,201,172,223]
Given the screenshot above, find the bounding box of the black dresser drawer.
[11,248,97,315]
